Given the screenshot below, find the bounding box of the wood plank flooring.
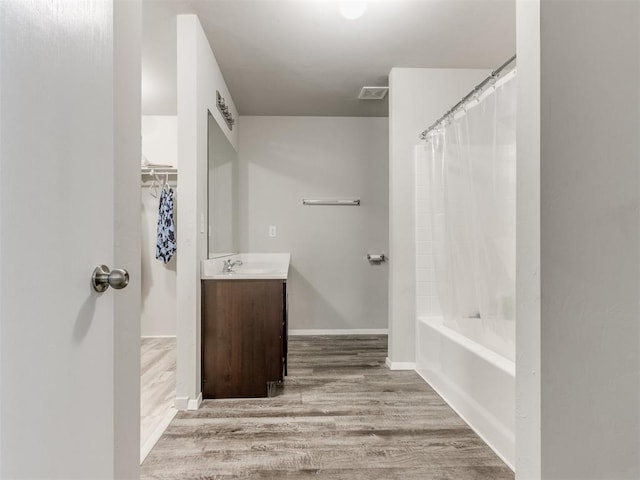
[141,337,177,459]
[141,335,514,479]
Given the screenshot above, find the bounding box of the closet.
[139,115,178,462]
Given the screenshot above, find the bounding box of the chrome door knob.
[92,265,130,292]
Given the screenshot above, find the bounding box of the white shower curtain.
[426,71,516,361]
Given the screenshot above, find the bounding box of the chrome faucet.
[222,259,243,273]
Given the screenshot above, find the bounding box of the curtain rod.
[418,54,516,141]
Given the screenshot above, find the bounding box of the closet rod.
[418,54,516,140]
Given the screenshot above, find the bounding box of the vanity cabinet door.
[283,281,288,377]
[202,279,284,399]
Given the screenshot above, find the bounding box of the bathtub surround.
[238,116,389,334]
[176,14,239,411]
[421,67,516,362]
[388,68,490,365]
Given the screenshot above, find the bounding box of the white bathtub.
[416,316,515,470]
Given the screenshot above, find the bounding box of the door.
[0,2,140,478]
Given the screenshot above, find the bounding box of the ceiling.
[142,0,515,117]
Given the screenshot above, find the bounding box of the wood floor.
[141,335,513,479]
[141,337,177,461]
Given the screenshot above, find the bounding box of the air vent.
[358,86,389,100]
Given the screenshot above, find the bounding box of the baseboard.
[187,392,202,410]
[174,396,189,411]
[175,393,202,411]
[289,329,388,336]
[385,357,416,370]
[140,407,177,464]
[141,335,177,339]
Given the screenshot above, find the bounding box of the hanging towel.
[156,186,176,264]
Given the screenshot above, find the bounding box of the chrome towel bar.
[302,199,360,206]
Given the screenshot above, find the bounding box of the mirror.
[207,111,238,256]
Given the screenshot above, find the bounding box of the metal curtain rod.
[418,54,516,140]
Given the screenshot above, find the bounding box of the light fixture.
[339,2,367,20]
[216,91,235,131]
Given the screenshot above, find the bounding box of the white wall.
[238,116,389,332]
[176,14,238,410]
[388,68,490,365]
[141,116,177,337]
[516,2,640,478]
[142,116,177,167]
[515,0,540,477]
[539,2,639,478]
[414,145,440,319]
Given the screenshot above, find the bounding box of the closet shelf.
[141,166,177,175]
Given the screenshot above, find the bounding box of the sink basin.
[201,253,290,280]
[226,268,279,276]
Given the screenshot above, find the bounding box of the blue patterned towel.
[156,186,176,264]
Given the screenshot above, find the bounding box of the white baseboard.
[175,392,202,411]
[187,392,202,410]
[140,407,177,464]
[289,329,388,336]
[385,357,416,370]
[174,396,188,411]
[141,335,177,339]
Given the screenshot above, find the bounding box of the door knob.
[92,265,130,292]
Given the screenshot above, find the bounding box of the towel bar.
[302,199,360,206]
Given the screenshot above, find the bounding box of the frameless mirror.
[207,111,238,256]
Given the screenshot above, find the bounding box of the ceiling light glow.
[339,2,367,20]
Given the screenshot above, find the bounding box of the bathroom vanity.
[200,254,290,399]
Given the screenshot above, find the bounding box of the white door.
[0,2,140,478]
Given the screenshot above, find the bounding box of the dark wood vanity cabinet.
[201,279,288,399]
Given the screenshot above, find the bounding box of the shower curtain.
[425,70,516,361]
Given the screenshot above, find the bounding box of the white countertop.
[201,253,290,280]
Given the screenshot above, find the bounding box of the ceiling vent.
[358,86,389,100]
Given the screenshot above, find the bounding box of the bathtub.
[416,316,515,470]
